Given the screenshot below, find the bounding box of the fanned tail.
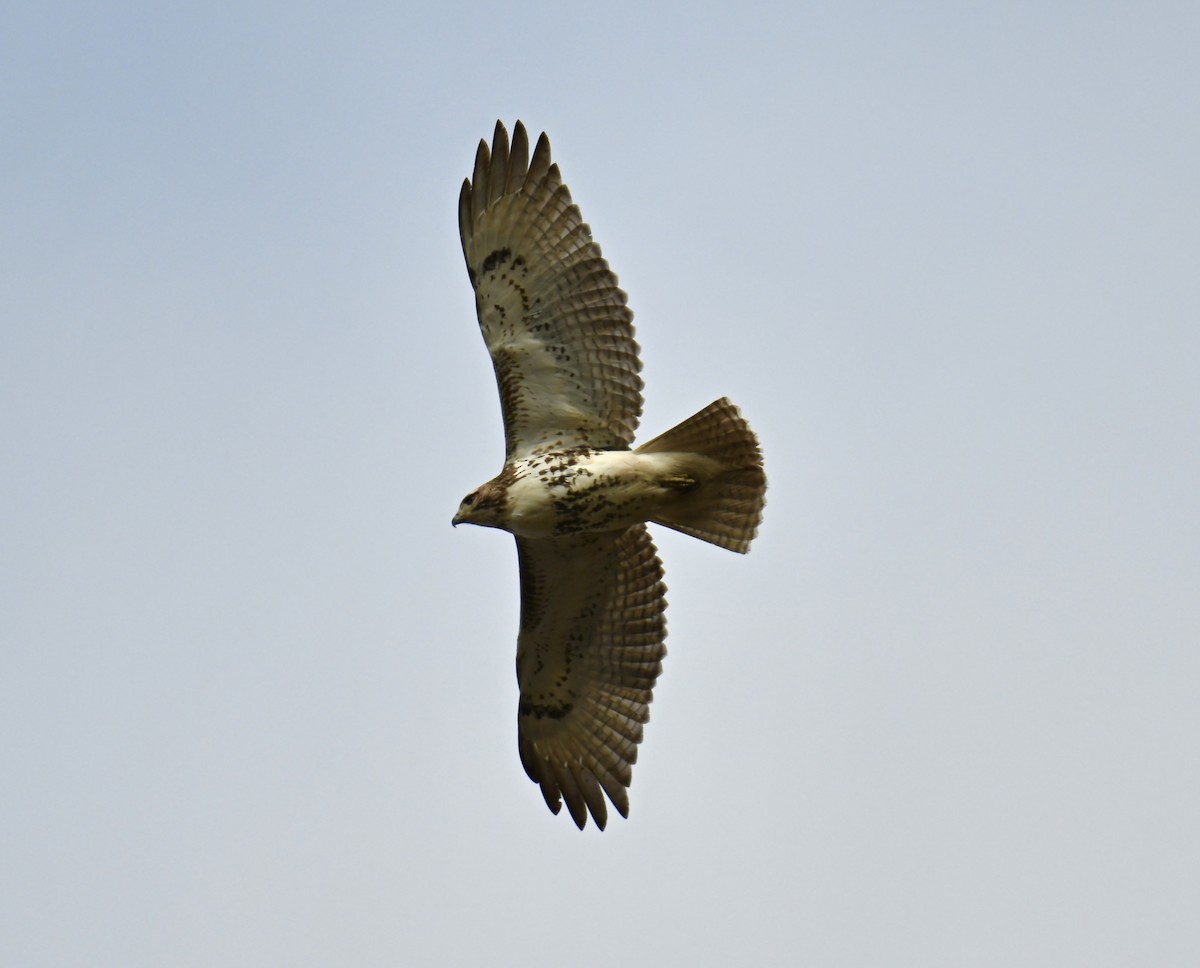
[636,398,766,554]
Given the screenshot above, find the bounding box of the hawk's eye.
[462,491,478,507]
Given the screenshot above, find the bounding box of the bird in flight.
[453,121,767,829]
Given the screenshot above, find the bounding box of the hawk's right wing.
[513,524,667,829]
[459,121,644,460]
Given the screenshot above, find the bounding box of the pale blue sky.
[3,2,1198,965]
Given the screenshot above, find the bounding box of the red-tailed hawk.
[453,121,766,829]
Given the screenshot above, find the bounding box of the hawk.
[453,121,767,829]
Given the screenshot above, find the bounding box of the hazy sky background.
[3,2,1198,965]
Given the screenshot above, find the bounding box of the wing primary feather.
[600,775,631,819]
[527,130,552,185]
[579,747,629,819]
[486,120,509,206]
[522,739,564,816]
[457,179,473,259]
[576,767,609,831]
[539,778,563,817]
[550,758,593,831]
[506,121,530,194]
[470,136,490,226]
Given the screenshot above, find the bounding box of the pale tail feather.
[636,398,766,554]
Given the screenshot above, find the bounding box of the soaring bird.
[454,121,766,829]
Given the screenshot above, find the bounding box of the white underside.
[504,450,694,539]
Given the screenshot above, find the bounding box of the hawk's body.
[454,122,766,829]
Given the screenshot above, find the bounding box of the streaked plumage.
[454,121,767,829]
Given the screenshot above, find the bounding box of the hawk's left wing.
[514,524,667,829]
[459,121,644,460]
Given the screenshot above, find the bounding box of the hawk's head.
[451,479,509,530]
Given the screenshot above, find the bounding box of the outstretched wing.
[459,121,643,460]
[514,524,667,829]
